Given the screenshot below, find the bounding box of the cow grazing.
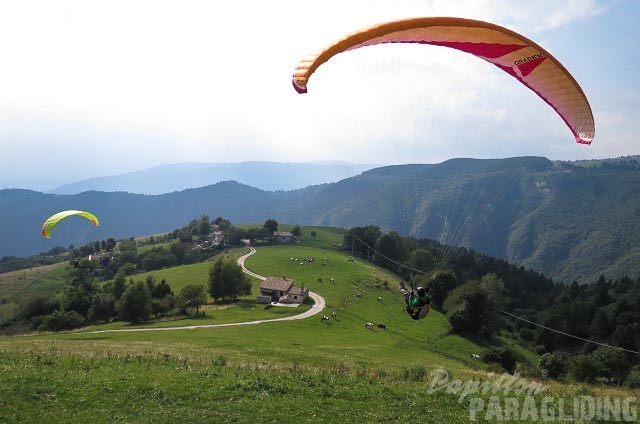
[331,311,337,319]
[377,323,386,330]
[321,316,330,322]
[330,278,335,283]
[365,322,374,330]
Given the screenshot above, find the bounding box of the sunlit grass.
[4,226,635,422]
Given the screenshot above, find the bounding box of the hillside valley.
[1,156,639,283]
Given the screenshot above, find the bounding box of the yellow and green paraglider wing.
[41,210,100,238]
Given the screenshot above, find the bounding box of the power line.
[499,309,640,355]
[352,234,427,275]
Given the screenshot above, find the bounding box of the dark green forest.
[344,224,640,387]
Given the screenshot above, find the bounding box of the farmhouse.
[257,277,308,304]
[274,231,293,244]
[212,230,226,245]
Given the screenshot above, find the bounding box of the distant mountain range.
[47,161,378,194]
[2,156,639,284]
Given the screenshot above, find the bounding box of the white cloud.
[0,0,633,182]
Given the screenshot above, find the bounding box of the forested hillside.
[2,157,639,283]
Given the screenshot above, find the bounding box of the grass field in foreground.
[1,227,636,422]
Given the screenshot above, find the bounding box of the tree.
[569,354,599,384]
[405,248,434,275]
[118,238,138,264]
[480,347,516,373]
[63,260,97,317]
[589,309,613,338]
[208,257,251,301]
[539,352,569,379]
[291,225,302,237]
[213,217,231,230]
[152,294,175,319]
[197,215,211,240]
[420,269,458,309]
[263,219,278,234]
[105,238,117,251]
[592,274,612,306]
[111,270,126,300]
[145,275,156,294]
[591,347,631,386]
[443,274,506,336]
[88,293,116,322]
[169,241,187,264]
[611,311,640,351]
[179,284,207,315]
[153,279,173,299]
[625,365,640,388]
[343,226,382,258]
[117,281,152,323]
[310,230,317,239]
[375,231,405,268]
[208,258,225,300]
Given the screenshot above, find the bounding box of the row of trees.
[9,252,252,333]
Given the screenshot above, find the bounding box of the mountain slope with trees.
[2,156,639,283]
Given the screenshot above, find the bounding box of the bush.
[624,365,640,388]
[14,294,60,322]
[480,347,516,373]
[401,365,428,382]
[38,310,86,332]
[539,352,568,379]
[569,354,598,384]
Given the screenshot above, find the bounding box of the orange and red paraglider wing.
[292,17,594,144]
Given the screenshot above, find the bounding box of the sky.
[0,0,638,189]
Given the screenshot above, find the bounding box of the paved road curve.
[89,247,325,333]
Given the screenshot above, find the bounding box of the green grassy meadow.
[0,262,69,324]
[1,226,638,422]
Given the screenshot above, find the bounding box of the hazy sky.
[0,0,638,187]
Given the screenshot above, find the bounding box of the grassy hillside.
[0,262,68,325]
[0,227,637,422]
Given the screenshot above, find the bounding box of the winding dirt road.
[89,247,325,333]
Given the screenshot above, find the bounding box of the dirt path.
[89,247,325,333]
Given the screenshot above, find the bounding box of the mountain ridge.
[47,161,378,194]
[2,156,639,284]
